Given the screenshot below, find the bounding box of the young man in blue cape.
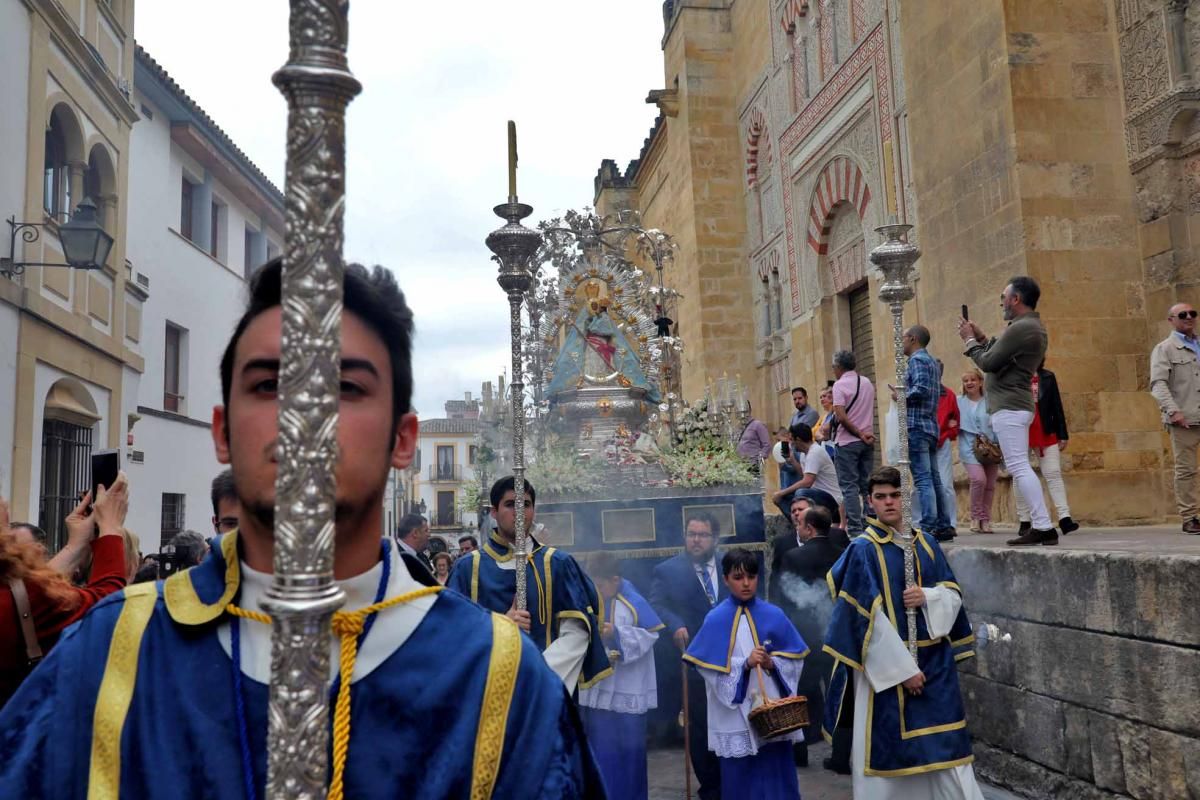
[684,547,809,799]
[822,465,983,799]
[448,476,612,694]
[0,259,604,799]
[578,552,664,800]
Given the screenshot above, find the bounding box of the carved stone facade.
[593,0,1178,534]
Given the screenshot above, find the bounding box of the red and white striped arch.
[807,156,870,254]
[745,107,767,187]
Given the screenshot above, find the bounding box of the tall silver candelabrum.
[486,201,542,611]
[261,2,361,798]
[868,223,921,658]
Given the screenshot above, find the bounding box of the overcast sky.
[135,2,664,419]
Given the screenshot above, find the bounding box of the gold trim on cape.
[470,614,521,799]
[164,530,240,625]
[88,583,159,799]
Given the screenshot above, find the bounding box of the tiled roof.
[419,418,480,435]
[134,45,283,204]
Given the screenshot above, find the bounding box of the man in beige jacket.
[1150,302,1200,534]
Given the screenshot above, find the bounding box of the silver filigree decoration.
[262,2,361,798]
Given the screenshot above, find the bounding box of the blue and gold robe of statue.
[822,519,977,778]
[0,532,606,799]
[448,531,612,691]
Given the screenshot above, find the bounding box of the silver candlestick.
[868,223,921,659]
[486,199,542,611]
[262,1,360,798]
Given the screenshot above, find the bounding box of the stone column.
[66,161,86,220]
[1167,0,1193,87]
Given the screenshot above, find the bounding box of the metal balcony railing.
[427,464,461,482]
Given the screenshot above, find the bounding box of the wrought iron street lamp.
[2,197,114,277]
[868,222,921,658]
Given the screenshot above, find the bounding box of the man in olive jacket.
[1150,302,1200,534]
[958,276,1053,546]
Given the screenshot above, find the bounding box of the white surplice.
[851,586,985,800]
[578,597,658,714]
[697,615,805,758]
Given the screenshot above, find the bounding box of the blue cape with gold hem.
[0,532,606,799]
[682,596,808,674]
[821,519,976,778]
[448,531,613,689]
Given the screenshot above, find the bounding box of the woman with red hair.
[0,475,129,706]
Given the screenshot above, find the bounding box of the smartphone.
[780,441,791,459]
[961,304,969,320]
[91,449,120,504]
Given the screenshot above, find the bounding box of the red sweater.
[0,535,127,704]
[937,386,960,447]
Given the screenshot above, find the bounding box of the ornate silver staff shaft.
[262,2,360,798]
[869,223,921,659]
[487,199,542,611]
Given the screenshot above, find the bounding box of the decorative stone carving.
[1121,17,1171,112]
[1119,0,1150,31]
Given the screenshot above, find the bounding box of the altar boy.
[578,553,663,800]
[684,548,809,799]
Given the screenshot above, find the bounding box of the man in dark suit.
[780,504,850,774]
[650,511,726,800]
[769,487,846,612]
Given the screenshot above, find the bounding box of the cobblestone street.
[645,743,1021,799]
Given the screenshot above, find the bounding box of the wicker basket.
[747,662,809,740]
[748,695,810,739]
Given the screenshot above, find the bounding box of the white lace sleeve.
[615,625,659,662]
[773,656,804,696]
[700,657,749,710]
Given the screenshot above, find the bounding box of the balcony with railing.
[431,510,463,529]
[428,464,462,482]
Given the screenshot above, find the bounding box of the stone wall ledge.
[962,674,1200,799]
[947,543,1200,647]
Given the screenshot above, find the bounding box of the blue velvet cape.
[448,531,613,689]
[821,520,977,778]
[0,532,606,799]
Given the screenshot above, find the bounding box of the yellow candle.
[507,120,517,199]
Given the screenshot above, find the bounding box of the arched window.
[85,145,116,231]
[43,121,69,220]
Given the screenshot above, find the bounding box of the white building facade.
[123,46,282,550]
[407,395,483,548]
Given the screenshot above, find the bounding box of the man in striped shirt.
[895,325,954,541]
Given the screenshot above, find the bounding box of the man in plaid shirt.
[894,325,954,540]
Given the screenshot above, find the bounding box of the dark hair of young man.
[868,465,903,493]
[686,509,721,537]
[586,551,622,582]
[790,386,808,398]
[396,513,427,540]
[789,421,814,442]
[489,476,537,509]
[210,469,237,518]
[458,534,478,549]
[1008,275,1041,309]
[804,506,833,537]
[721,547,759,577]
[218,257,415,436]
